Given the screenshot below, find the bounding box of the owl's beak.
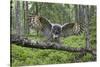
[53,34,59,39]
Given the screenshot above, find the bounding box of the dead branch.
[10,34,96,57]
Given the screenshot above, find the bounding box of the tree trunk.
[35,2,39,36]
[79,5,85,32]
[35,2,39,15]
[23,1,29,36]
[83,6,90,49]
[15,1,21,36]
[10,34,96,57]
[75,5,90,49]
[26,1,29,34]
[10,0,13,34]
[74,5,79,23]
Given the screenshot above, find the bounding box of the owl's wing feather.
[37,16,52,37]
[61,23,80,37]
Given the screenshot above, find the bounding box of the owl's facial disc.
[52,25,61,39]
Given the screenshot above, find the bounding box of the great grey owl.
[30,15,80,43]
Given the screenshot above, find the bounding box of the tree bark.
[10,0,13,34]
[15,1,21,36]
[11,34,96,56]
[83,6,90,49]
[23,1,29,36]
[35,2,39,15]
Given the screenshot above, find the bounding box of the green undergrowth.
[11,32,96,66]
[61,33,85,48]
[11,44,95,66]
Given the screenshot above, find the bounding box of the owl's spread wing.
[61,23,80,37]
[35,16,52,37]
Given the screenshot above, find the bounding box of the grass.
[61,33,85,48]
[11,32,96,66]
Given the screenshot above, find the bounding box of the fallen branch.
[10,34,96,57]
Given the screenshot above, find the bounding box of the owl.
[30,15,80,43]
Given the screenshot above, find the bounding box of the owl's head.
[51,24,62,39]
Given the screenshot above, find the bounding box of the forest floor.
[11,32,96,66]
